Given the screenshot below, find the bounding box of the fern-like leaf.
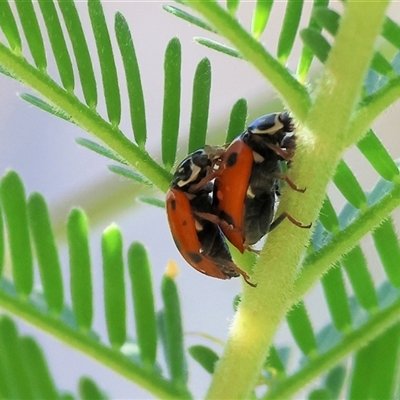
[1,0,400,398]
[0,315,109,399]
[0,170,191,399]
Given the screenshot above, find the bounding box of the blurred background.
[0,1,399,398]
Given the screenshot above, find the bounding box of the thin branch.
[306,0,390,147]
[264,297,400,400]
[0,288,190,400]
[205,125,341,399]
[0,42,171,192]
[201,2,391,398]
[183,1,311,121]
[291,182,400,304]
[346,76,400,147]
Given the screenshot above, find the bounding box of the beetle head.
[247,112,294,135]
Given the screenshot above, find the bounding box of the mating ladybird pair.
[166,112,310,287]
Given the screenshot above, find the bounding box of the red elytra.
[214,112,310,253]
[213,138,253,253]
[166,188,228,280]
[166,149,256,287]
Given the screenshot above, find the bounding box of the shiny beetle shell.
[214,112,297,253]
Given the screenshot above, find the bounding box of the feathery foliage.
[0,0,400,398]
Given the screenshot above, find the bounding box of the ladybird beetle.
[214,112,310,253]
[166,148,256,287]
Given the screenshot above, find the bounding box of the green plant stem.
[292,182,400,305]
[184,1,311,121]
[0,288,190,400]
[206,127,341,399]
[306,0,390,148]
[264,297,400,400]
[0,43,171,193]
[347,76,400,147]
[204,2,390,398]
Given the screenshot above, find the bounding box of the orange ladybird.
[166,148,255,286]
[214,112,309,253]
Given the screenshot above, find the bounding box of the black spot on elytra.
[188,252,202,264]
[182,220,187,226]
[226,152,238,167]
[170,199,176,211]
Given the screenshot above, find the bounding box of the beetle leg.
[285,213,312,229]
[188,158,226,193]
[284,176,306,193]
[269,212,312,232]
[230,263,257,287]
[271,172,306,193]
[210,258,257,287]
[193,211,240,233]
[266,142,295,160]
[188,171,218,193]
[244,245,260,255]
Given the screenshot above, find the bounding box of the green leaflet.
[38,0,74,91]
[188,58,212,154]
[188,345,219,374]
[162,38,181,170]
[0,0,22,52]
[67,208,93,332]
[79,377,108,400]
[88,0,121,127]
[102,225,126,348]
[277,0,304,64]
[251,0,273,39]
[0,171,33,297]
[225,98,248,143]
[128,243,157,368]
[57,0,97,107]
[15,0,47,70]
[286,301,318,357]
[0,207,4,278]
[115,12,147,148]
[160,271,187,386]
[28,193,64,315]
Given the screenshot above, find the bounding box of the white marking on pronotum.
[177,163,201,187]
[251,113,283,134]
